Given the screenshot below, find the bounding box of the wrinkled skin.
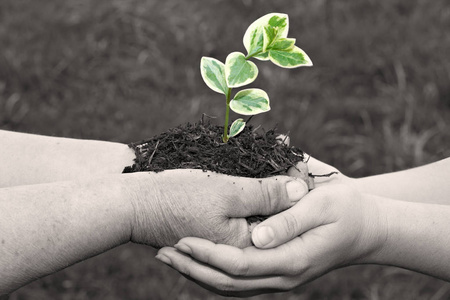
[127,169,308,248]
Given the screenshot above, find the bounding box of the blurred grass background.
[1,0,450,299]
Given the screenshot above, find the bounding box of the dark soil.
[122,118,308,226]
[123,119,305,178]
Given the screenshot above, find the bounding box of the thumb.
[251,189,328,248]
[227,176,308,218]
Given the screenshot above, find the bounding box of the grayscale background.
[1,0,449,299]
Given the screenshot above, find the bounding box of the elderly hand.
[126,169,308,248]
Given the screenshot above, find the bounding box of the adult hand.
[0,169,306,294]
[155,184,384,297]
[127,169,308,248]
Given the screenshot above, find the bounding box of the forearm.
[0,130,135,187]
[366,194,450,280]
[0,175,134,294]
[352,158,450,204]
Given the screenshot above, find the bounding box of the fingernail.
[253,226,275,247]
[174,243,192,255]
[286,179,308,202]
[155,254,172,266]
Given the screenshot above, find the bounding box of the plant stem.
[245,50,262,60]
[222,88,232,143]
[223,50,260,142]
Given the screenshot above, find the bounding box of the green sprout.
[200,13,313,143]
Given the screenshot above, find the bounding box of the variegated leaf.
[269,46,313,68]
[243,13,289,59]
[262,14,289,51]
[225,52,258,88]
[228,118,246,138]
[243,25,264,58]
[230,88,270,115]
[254,51,270,61]
[271,38,296,51]
[200,57,229,96]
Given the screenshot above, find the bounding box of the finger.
[226,176,309,218]
[287,160,309,178]
[287,161,314,189]
[172,237,305,277]
[289,157,340,187]
[252,188,332,248]
[156,246,297,296]
[292,155,339,176]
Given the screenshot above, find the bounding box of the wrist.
[363,198,450,279]
[78,174,136,246]
[353,193,390,265]
[363,196,417,265]
[121,172,160,246]
[79,174,140,245]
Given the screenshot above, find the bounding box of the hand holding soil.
[157,184,378,297]
[156,157,450,297]
[127,169,308,248]
[0,130,310,295]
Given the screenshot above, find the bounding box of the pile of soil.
[122,119,308,226]
[122,119,305,178]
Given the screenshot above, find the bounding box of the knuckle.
[228,257,250,276]
[201,247,213,265]
[279,211,301,239]
[260,178,285,213]
[280,251,307,277]
[215,276,235,293]
[176,260,192,277]
[311,189,335,215]
[283,263,300,277]
[288,259,308,277]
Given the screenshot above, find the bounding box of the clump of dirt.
[123,120,305,178]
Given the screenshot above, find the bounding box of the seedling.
[200,13,313,143]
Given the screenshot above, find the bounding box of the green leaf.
[262,14,289,52]
[263,25,277,52]
[268,13,289,29]
[243,25,264,58]
[254,51,269,61]
[269,46,313,68]
[200,57,229,96]
[243,13,288,59]
[225,52,258,88]
[228,118,246,138]
[230,88,270,116]
[271,38,296,51]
